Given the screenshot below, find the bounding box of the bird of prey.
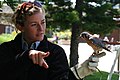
[80,31,111,54]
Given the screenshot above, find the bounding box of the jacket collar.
[14,33,49,52]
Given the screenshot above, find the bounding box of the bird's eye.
[86,35,89,38]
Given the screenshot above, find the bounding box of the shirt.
[21,35,40,50]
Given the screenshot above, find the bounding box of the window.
[5,25,14,34]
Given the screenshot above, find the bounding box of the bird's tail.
[103,47,111,52]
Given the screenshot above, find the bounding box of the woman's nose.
[37,24,43,31]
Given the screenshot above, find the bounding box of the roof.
[0,3,14,25]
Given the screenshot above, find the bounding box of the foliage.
[57,29,71,40]
[0,31,18,44]
[84,71,118,80]
[110,0,120,4]
[0,1,3,8]
[41,0,120,36]
[47,29,71,40]
[3,0,19,11]
[0,33,16,44]
[80,1,119,35]
[44,0,74,30]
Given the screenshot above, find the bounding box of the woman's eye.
[41,21,45,24]
[31,23,37,27]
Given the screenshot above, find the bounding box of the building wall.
[0,24,5,34]
[0,24,14,34]
[108,28,120,42]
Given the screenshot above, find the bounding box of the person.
[0,1,104,80]
[52,33,59,44]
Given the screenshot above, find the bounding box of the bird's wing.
[90,37,111,52]
[84,38,101,52]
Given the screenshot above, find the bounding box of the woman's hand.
[29,50,50,69]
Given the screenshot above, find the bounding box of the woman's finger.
[38,53,43,66]
[42,52,50,58]
[35,53,39,64]
[31,54,36,64]
[42,59,49,69]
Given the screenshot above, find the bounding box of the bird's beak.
[79,33,83,37]
[79,35,82,38]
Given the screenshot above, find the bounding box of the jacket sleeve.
[0,42,32,79]
[47,45,70,80]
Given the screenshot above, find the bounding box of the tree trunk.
[19,0,22,3]
[69,0,83,67]
[0,1,2,8]
[70,22,80,67]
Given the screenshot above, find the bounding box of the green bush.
[84,71,118,80]
[57,30,71,40]
[0,33,16,44]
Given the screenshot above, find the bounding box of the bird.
[80,31,111,54]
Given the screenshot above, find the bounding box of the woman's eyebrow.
[41,19,45,22]
[27,19,45,23]
[29,21,37,23]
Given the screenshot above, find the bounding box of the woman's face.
[22,11,46,43]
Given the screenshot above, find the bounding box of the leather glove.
[70,52,106,79]
[88,55,99,70]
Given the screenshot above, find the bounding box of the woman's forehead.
[26,11,45,18]
[25,12,45,22]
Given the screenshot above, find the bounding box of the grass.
[0,33,16,44]
[84,71,119,80]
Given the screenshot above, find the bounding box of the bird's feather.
[90,37,111,52]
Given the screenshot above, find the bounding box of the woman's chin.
[37,36,44,41]
[36,34,44,41]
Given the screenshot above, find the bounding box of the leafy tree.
[3,0,18,11]
[110,0,120,4]
[43,0,74,30]
[0,1,3,8]
[2,0,24,11]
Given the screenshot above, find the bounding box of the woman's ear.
[16,24,24,32]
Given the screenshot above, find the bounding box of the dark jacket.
[0,33,79,80]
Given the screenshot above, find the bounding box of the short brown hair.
[12,1,45,27]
